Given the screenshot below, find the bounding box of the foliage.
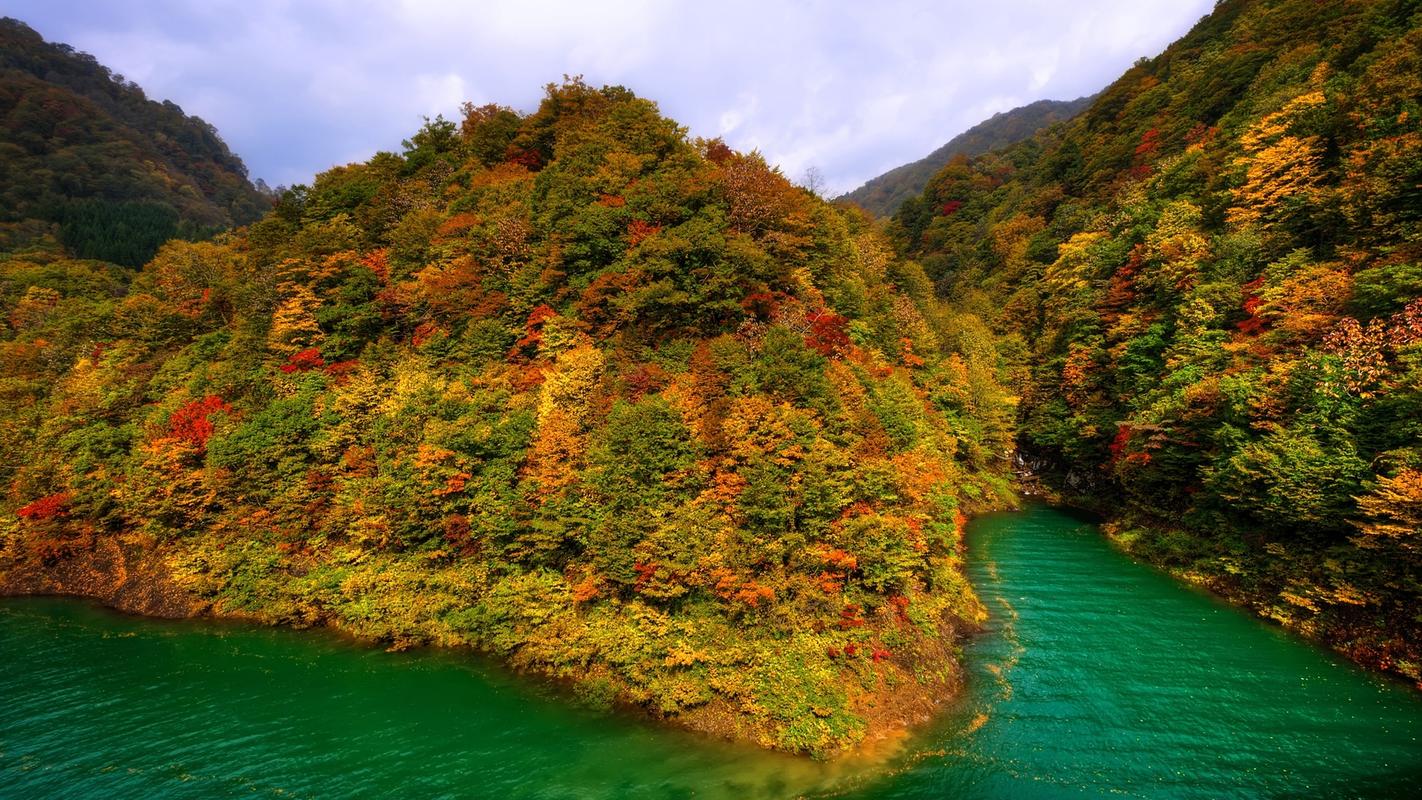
[0,78,1013,757]
[895,0,1422,683]
[0,18,269,266]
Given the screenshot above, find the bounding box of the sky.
[7,0,1216,195]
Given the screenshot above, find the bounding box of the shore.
[0,534,981,762]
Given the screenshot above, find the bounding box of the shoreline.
[0,533,982,764]
[1013,476,1422,692]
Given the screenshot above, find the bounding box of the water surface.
[2,504,1419,798]
[848,504,1422,799]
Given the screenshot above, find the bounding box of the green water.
[2,505,1420,798]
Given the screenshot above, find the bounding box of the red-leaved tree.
[805,310,851,357]
[169,395,234,449]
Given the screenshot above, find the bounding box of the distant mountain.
[840,96,1094,217]
[0,18,269,265]
[897,0,1422,687]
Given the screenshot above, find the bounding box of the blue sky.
[8,0,1216,194]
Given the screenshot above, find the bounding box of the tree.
[269,281,324,356]
[460,103,523,167]
[1228,90,1329,235]
[799,166,826,198]
[1209,425,1367,532]
[1353,469,1422,549]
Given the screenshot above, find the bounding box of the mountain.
[0,80,1016,756]
[839,96,1094,218]
[896,0,1422,684]
[6,0,1421,761]
[0,18,269,266]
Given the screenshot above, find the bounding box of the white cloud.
[9,0,1217,194]
[413,73,470,116]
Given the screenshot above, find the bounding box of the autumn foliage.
[280,347,326,373]
[893,0,1422,686]
[0,78,1007,757]
[16,492,70,521]
[167,396,233,449]
[805,310,851,357]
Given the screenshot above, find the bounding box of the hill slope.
[840,96,1093,217]
[0,18,269,266]
[0,80,1016,756]
[897,0,1422,684]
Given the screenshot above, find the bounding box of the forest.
[0,78,1016,756]
[841,95,1095,218]
[0,18,269,266]
[893,0,1422,683]
[1,0,1420,762]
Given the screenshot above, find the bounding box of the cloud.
[9,0,1215,193]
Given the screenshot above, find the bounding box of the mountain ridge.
[0,17,269,266]
[896,0,1422,687]
[839,95,1095,217]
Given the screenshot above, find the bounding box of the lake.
[2,504,1419,798]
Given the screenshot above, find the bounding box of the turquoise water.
[2,504,1420,798]
[849,505,1422,799]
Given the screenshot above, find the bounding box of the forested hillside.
[895,0,1422,683]
[5,0,1419,763]
[0,79,1016,755]
[0,18,269,266]
[841,96,1093,218]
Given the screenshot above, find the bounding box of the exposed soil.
[0,538,206,618]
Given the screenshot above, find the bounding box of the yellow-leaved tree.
[1353,469,1422,550]
[1228,88,1329,232]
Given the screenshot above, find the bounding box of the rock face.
[1,539,205,619]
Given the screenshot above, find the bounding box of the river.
[2,504,1419,798]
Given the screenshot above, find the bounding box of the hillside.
[839,96,1093,218]
[895,0,1422,684]
[0,18,269,266]
[0,80,1017,756]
